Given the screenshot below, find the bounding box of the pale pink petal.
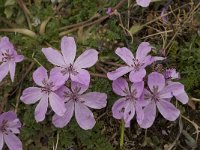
[142,55,153,67]
[124,101,135,123]
[157,100,180,121]
[129,69,146,83]
[148,72,165,92]
[107,66,132,80]
[70,69,90,85]
[0,62,9,82]
[33,66,48,87]
[136,42,151,62]
[20,87,42,104]
[74,49,98,69]
[139,101,156,129]
[71,81,89,94]
[34,94,48,122]
[75,102,96,130]
[131,81,144,98]
[112,98,127,120]
[112,78,129,96]
[81,92,107,109]
[136,0,151,7]
[58,67,70,82]
[115,47,134,66]
[61,36,76,64]
[52,101,74,128]
[9,61,16,82]
[49,92,66,116]
[125,121,130,128]
[55,86,71,100]
[175,92,188,104]
[42,47,65,66]
[49,67,66,90]
[0,36,14,50]
[14,55,24,62]
[0,133,3,150]
[4,132,22,150]
[135,102,144,124]
[0,111,17,123]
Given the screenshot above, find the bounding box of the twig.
[90,73,107,78]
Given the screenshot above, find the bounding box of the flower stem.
[120,120,125,149]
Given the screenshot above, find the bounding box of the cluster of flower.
[0,36,188,150]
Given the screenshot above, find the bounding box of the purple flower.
[164,68,180,80]
[106,7,112,14]
[136,0,151,7]
[52,81,107,130]
[42,36,98,85]
[0,111,22,150]
[112,78,148,126]
[139,72,181,129]
[20,66,66,122]
[0,37,24,82]
[107,42,163,83]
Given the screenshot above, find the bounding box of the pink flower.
[139,72,181,129]
[136,0,151,7]
[112,78,148,126]
[0,37,24,82]
[42,36,98,85]
[107,42,163,83]
[164,68,180,80]
[52,81,107,130]
[20,66,66,122]
[0,111,22,150]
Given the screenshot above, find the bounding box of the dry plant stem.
[120,120,125,149]
[101,61,125,67]
[15,85,22,113]
[39,17,52,34]
[90,72,107,78]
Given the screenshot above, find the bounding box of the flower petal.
[157,100,180,121]
[112,78,129,96]
[4,132,22,150]
[33,66,48,87]
[129,69,146,83]
[139,101,156,129]
[74,49,98,69]
[9,61,16,82]
[81,92,107,109]
[14,55,24,63]
[148,72,165,92]
[52,100,74,128]
[136,0,151,7]
[71,81,89,94]
[75,102,95,130]
[175,92,189,104]
[0,36,14,50]
[115,47,134,66]
[49,92,66,116]
[131,81,144,98]
[0,111,17,123]
[112,98,127,120]
[42,47,65,66]
[135,102,144,125]
[55,86,71,101]
[0,133,3,150]
[61,36,76,64]
[136,42,151,62]
[49,67,66,90]
[20,87,42,104]
[107,66,132,80]
[34,94,48,122]
[0,62,9,82]
[124,101,135,123]
[70,69,90,85]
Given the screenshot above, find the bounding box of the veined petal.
[112,98,127,120]
[9,61,16,82]
[148,72,165,92]
[49,92,66,116]
[42,47,65,66]
[175,92,189,104]
[55,86,71,101]
[0,36,14,50]
[71,81,89,94]
[124,101,135,123]
[14,55,24,63]
[81,92,107,109]
[115,47,134,66]
[157,100,180,121]
[0,112,17,123]
[135,102,144,125]
[136,42,151,62]
[34,94,48,122]
[52,100,74,128]
[4,132,22,150]
[112,78,129,96]
[75,102,95,130]
[0,133,3,150]
[20,87,42,104]
[70,69,90,85]
[61,36,76,64]
[131,81,144,98]
[129,69,146,83]
[107,66,132,80]
[0,62,9,82]
[74,49,98,69]
[33,66,48,87]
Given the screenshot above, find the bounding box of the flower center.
[41,80,54,94]
[0,120,9,133]
[131,59,144,71]
[61,64,78,76]
[145,86,160,102]
[125,89,137,102]
[1,49,14,62]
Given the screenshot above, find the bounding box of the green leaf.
[129,24,144,35]
[4,7,13,19]
[5,0,16,6]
